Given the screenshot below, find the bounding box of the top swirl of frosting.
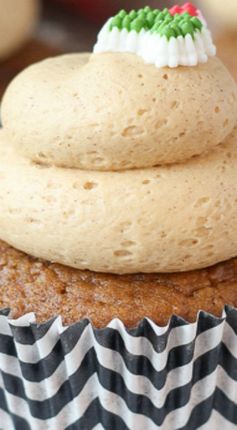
[1,4,236,171]
[2,52,237,170]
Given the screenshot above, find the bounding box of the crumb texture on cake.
[2,53,237,170]
[0,240,236,327]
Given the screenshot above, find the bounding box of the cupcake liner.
[0,306,236,429]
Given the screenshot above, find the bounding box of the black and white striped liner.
[0,306,236,429]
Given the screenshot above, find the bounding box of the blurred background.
[0,0,236,98]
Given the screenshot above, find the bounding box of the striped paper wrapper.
[0,306,236,429]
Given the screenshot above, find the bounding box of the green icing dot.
[144,6,151,13]
[191,17,202,30]
[108,6,203,39]
[118,9,126,19]
[170,23,182,37]
[146,11,156,27]
[122,16,131,31]
[156,11,165,20]
[160,25,176,39]
[109,16,122,30]
[182,12,191,19]
[163,16,172,24]
[130,18,145,32]
[129,10,137,19]
[180,21,194,37]
[150,22,160,33]
[138,10,146,21]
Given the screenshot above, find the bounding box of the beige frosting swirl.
[2,53,237,170]
[1,52,237,274]
[0,128,237,273]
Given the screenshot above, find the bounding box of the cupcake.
[0,3,237,429]
[201,0,237,83]
[201,0,237,29]
[0,0,39,60]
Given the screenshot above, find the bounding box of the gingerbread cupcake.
[202,0,237,29]
[0,0,39,60]
[0,4,236,429]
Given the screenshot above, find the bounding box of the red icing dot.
[169,5,182,15]
[182,2,198,16]
[169,3,198,17]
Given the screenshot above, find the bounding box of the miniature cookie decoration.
[93,3,216,68]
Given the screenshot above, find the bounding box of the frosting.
[93,4,216,68]
[1,128,237,274]
[1,52,237,273]
[3,54,237,170]
[169,2,201,17]
[0,10,236,274]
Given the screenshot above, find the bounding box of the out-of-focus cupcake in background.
[55,0,174,24]
[200,0,237,81]
[201,0,237,29]
[0,0,39,60]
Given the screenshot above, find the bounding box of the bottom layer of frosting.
[0,129,237,274]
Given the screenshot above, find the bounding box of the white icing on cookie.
[94,17,216,68]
